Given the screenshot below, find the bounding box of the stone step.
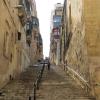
[0,65,42,100]
[35,66,95,100]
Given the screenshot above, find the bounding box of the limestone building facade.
[50,3,63,64]
[0,0,43,89]
[60,0,100,99]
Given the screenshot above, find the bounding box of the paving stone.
[36,65,95,100]
[0,65,42,100]
[0,64,95,100]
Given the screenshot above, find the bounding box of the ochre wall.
[84,0,100,99]
[0,0,20,88]
[65,0,89,80]
[0,0,37,89]
[63,0,100,99]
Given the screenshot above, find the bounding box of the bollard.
[29,96,31,100]
[37,79,39,90]
[34,88,36,100]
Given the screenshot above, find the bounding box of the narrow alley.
[0,63,95,100]
[0,0,100,100]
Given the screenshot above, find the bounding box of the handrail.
[64,65,90,93]
[29,63,45,100]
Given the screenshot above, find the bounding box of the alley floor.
[0,64,95,100]
[0,64,43,100]
[36,65,95,100]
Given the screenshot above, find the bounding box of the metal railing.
[64,65,90,93]
[29,63,45,100]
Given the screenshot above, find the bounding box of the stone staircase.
[36,65,96,100]
[0,65,42,100]
[0,65,96,100]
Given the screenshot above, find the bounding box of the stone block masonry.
[0,0,43,89]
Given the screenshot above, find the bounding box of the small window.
[10,53,12,62]
[18,32,21,40]
[3,32,9,58]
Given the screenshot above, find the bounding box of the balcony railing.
[31,16,39,29]
[36,34,42,47]
[25,16,39,34]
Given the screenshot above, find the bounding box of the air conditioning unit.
[14,5,24,9]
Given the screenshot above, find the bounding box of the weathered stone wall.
[30,29,43,65]
[84,0,100,99]
[63,0,100,99]
[0,0,38,89]
[64,0,89,80]
[0,0,21,88]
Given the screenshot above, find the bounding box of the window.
[3,32,9,58]
[10,53,12,62]
[32,17,39,28]
[53,15,61,28]
[18,32,21,40]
